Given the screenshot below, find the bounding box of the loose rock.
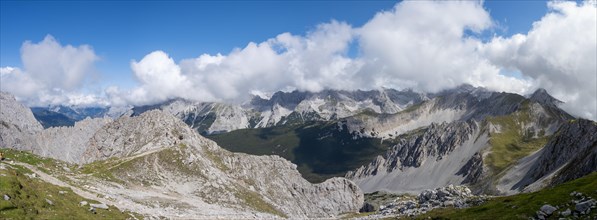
[90,203,109,210]
[360,202,379,212]
[540,204,557,215]
[560,208,571,217]
[575,199,596,213]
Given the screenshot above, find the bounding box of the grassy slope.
[0,149,136,220]
[79,145,286,218]
[485,101,550,175]
[416,172,597,220]
[208,121,394,183]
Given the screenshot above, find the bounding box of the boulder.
[540,204,557,215]
[360,202,379,213]
[560,208,571,217]
[575,199,596,213]
[90,203,109,210]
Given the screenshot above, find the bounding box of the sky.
[0,1,596,120]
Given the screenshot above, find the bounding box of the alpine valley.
[1,85,596,219]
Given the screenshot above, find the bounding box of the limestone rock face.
[346,120,487,193]
[0,92,43,150]
[225,153,363,218]
[1,92,113,162]
[82,110,197,163]
[531,119,597,184]
[33,117,113,163]
[503,119,597,192]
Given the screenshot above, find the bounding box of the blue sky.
[0,1,595,120]
[2,1,547,89]
[2,1,396,88]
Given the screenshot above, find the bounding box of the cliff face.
[346,120,487,193]
[32,117,113,163]
[531,119,597,185]
[497,119,597,194]
[0,92,43,150]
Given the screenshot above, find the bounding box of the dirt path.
[11,161,112,206]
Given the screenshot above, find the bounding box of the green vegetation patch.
[208,121,393,183]
[0,162,137,219]
[0,148,76,176]
[485,102,550,174]
[79,157,127,184]
[1,148,58,168]
[418,172,597,220]
[234,187,287,218]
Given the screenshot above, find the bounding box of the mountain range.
[1,84,595,219]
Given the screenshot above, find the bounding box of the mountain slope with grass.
[345,89,583,195]
[0,153,139,219]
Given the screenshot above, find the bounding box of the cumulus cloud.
[114,20,359,105]
[0,35,103,106]
[20,35,98,90]
[482,1,597,120]
[357,0,530,93]
[113,1,533,107]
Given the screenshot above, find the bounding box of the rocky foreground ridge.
[0,92,363,219]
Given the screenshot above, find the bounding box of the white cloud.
[356,0,530,94]
[2,1,594,121]
[116,1,533,107]
[482,1,597,120]
[0,66,43,99]
[118,2,534,106]
[20,35,98,90]
[114,20,358,105]
[0,35,102,106]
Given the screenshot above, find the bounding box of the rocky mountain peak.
[530,88,563,107]
[0,92,43,132]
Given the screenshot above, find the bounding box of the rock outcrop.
[498,119,597,194]
[530,119,597,185]
[357,185,487,219]
[31,117,113,163]
[346,120,488,193]
[0,92,43,150]
[1,92,113,163]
